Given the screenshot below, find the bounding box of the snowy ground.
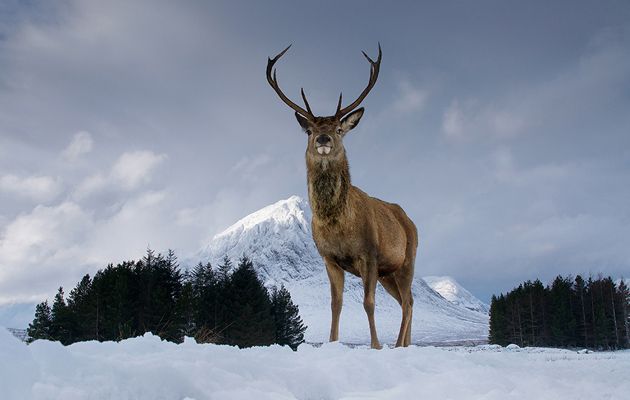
[1,328,629,400]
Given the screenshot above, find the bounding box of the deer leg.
[394,271,414,347]
[379,275,402,305]
[380,274,408,347]
[404,295,413,346]
[360,260,381,349]
[324,257,344,342]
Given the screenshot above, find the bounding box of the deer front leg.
[324,257,344,342]
[360,259,381,349]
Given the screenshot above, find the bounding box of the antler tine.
[335,92,343,115]
[336,43,382,118]
[266,45,314,120]
[301,88,313,116]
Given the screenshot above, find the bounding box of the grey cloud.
[0,0,629,307]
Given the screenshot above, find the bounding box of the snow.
[423,276,490,313]
[197,195,489,345]
[1,327,629,400]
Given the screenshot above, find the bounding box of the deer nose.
[316,135,332,145]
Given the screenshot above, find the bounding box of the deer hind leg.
[392,269,414,348]
[324,257,344,342]
[360,259,381,349]
[403,293,413,347]
[379,274,405,346]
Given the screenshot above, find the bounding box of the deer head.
[266,44,382,161]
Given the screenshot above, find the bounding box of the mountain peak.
[423,276,489,313]
[213,195,309,241]
[198,195,320,284]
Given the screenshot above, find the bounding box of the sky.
[0,0,629,313]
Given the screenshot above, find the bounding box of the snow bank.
[1,328,629,400]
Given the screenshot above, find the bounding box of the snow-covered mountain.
[197,195,488,344]
[423,276,490,313]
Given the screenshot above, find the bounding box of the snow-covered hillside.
[423,276,490,313]
[2,328,628,400]
[198,196,488,344]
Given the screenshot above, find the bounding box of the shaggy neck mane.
[307,155,351,223]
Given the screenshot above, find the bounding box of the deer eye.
[336,128,343,135]
[305,129,312,136]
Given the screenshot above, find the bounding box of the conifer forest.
[489,275,630,349]
[26,249,306,350]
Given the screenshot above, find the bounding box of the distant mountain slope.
[423,276,489,313]
[198,196,488,344]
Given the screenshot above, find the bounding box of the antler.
[266,45,315,120]
[335,43,382,118]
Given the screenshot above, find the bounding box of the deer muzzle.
[317,146,332,155]
[315,134,333,155]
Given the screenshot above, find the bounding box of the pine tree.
[27,301,52,342]
[213,256,234,336]
[605,277,620,348]
[139,249,183,342]
[50,287,74,345]
[223,256,275,347]
[177,278,197,338]
[574,275,589,347]
[217,255,233,283]
[489,294,508,345]
[618,279,630,347]
[190,261,218,335]
[271,285,307,350]
[67,274,97,341]
[548,276,576,347]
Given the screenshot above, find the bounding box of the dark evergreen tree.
[217,255,233,283]
[271,285,307,350]
[489,295,508,345]
[618,279,630,347]
[27,301,52,342]
[603,277,620,348]
[590,277,609,348]
[50,287,74,345]
[67,274,97,341]
[548,276,577,347]
[574,275,589,347]
[190,261,218,333]
[223,256,275,347]
[177,277,197,338]
[136,249,183,342]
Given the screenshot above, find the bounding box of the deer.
[266,44,418,349]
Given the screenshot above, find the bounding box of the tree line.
[27,249,306,350]
[489,275,629,349]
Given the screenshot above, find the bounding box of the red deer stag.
[266,44,418,348]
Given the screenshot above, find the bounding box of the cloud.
[75,150,167,198]
[0,202,93,303]
[0,191,180,305]
[230,154,273,181]
[0,1,629,308]
[441,30,630,144]
[441,99,525,142]
[111,151,168,189]
[0,174,62,202]
[492,147,570,185]
[62,131,93,161]
[442,99,466,140]
[390,80,429,114]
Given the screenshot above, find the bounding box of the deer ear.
[294,112,311,134]
[340,108,364,133]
